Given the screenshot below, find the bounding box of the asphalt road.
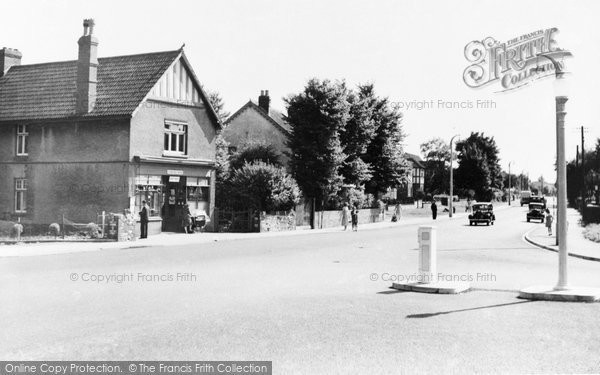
[1,205,599,374]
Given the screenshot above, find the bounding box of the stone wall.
[259,212,296,232]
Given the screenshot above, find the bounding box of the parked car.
[469,203,495,226]
[526,202,545,223]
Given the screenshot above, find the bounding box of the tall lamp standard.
[538,53,570,290]
[449,134,460,218]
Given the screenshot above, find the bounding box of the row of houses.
[0,19,425,236]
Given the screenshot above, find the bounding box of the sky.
[2,0,599,183]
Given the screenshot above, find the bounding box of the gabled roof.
[225,100,291,135]
[0,49,220,123]
[405,152,426,169]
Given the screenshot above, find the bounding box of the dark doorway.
[162,175,187,232]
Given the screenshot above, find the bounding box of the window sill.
[162,152,188,159]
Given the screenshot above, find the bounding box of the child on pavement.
[545,209,554,236]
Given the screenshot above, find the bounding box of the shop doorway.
[162,175,187,232]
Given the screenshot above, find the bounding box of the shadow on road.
[377,289,408,295]
[405,300,535,319]
[437,247,530,251]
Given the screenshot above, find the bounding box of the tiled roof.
[225,100,291,135]
[0,50,181,121]
[405,152,426,169]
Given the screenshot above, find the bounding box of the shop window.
[135,175,163,217]
[16,125,28,156]
[15,178,27,213]
[186,177,210,211]
[163,121,187,156]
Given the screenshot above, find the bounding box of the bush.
[86,223,100,239]
[583,224,600,243]
[228,162,300,212]
[12,223,23,237]
[229,143,283,170]
[49,223,61,237]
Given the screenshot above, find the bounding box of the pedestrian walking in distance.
[139,200,149,239]
[431,200,438,220]
[545,209,554,236]
[341,203,350,231]
[351,205,359,231]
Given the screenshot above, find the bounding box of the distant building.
[0,19,221,234]
[222,90,291,166]
[398,152,426,200]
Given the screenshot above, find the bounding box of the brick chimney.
[76,19,98,114]
[0,47,22,77]
[258,90,270,114]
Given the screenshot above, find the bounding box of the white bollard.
[418,226,437,284]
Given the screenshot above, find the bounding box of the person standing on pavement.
[341,203,350,231]
[378,199,386,221]
[545,209,554,236]
[351,205,359,231]
[182,204,193,234]
[139,200,149,239]
[431,200,438,220]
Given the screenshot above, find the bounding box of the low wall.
[315,208,382,229]
[260,212,296,232]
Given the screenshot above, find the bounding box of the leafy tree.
[228,162,300,212]
[363,97,408,196]
[204,89,231,123]
[230,143,282,170]
[214,134,231,209]
[566,139,600,207]
[420,137,451,196]
[285,78,349,209]
[502,172,519,190]
[340,84,377,186]
[454,132,502,201]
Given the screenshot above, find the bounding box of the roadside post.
[390,225,470,294]
[418,226,437,284]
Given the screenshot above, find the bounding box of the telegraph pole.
[581,126,586,216]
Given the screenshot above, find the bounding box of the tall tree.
[285,79,349,209]
[363,97,408,196]
[339,84,377,186]
[420,137,451,196]
[455,132,502,201]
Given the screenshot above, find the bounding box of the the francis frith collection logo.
[463,28,572,92]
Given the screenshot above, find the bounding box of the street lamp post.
[449,134,460,218]
[538,53,570,291]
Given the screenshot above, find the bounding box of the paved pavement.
[2,205,600,373]
[524,207,600,261]
[0,205,507,258]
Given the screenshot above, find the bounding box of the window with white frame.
[15,179,27,213]
[16,125,28,156]
[163,121,188,156]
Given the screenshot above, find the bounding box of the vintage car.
[468,203,495,226]
[526,202,545,223]
[529,195,547,209]
[520,191,532,206]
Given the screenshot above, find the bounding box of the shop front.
[132,158,215,234]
